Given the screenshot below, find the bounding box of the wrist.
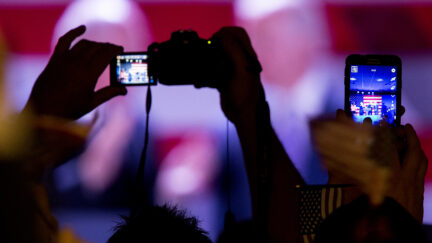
[231,100,270,126]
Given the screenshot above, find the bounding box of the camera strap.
[130,85,152,218]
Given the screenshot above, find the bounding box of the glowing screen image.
[349,65,398,125]
[115,54,154,84]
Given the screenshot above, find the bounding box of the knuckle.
[57,35,68,45]
[78,39,91,45]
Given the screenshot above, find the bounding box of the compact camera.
[110,30,230,88]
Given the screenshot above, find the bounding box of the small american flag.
[298,186,343,243]
[351,95,382,115]
[363,95,382,115]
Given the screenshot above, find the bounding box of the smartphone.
[110,52,156,86]
[344,55,402,126]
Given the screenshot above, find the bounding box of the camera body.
[147,30,230,88]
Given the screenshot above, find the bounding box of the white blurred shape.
[235,0,301,19]
[377,78,383,82]
[350,77,356,81]
[53,0,151,53]
[162,165,201,195]
[59,0,130,26]
[156,130,219,199]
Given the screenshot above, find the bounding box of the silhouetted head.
[108,204,212,243]
[314,196,427,243]
[217,220,263,243]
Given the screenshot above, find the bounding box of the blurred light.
[63,0,131,25]
[377,78,383,82]
[160,164,202,195]
[350,77,356,81]
[155,131,219,198]
[391,86,396,90]
[235,0,302,19]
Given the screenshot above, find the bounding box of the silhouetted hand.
[213,27,305,242]
[212,27,264,124]
[24,25,127,120]
[387,124,427,222]
[312,109,427,222]
[25,116,90,180]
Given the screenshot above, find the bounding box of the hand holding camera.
[111,26,265,124]
[212,27,264,124]
[24,25,127,120]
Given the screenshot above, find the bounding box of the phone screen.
[113,53,155,85]
[348,65,398,125]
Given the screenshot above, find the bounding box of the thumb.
[405,124,420,150]
[90,86,127,111]
[401,124,427,178]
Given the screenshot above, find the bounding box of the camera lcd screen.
[349,65,398,125]
[114,53,155,85]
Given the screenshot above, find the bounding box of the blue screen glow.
[349,65,398,125]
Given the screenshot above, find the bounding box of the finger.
[379,119,390,128]
[396,125,406,137]
[322,154,376,184]
[319,121,372,144]
[336,109,352,123]
[213,27,261,96]
[69,39,103,63]
[213,27,260,74]
[89,86,127,111]
[367,168,389,206]
[363,117,373,127]
[217,27,258,59]
[336,109,345,120]
[314,134,369,160]
[54,25,86,56]
[314,127,371,160]
[405,124,421,150]
[401,124,428,180]
[323,155,384,190]
[88,43,123,80]
[218,27,261,72]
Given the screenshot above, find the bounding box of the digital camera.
[111,30,231,88]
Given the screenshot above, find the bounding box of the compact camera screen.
[111,53,155,86]
[349,65,398,125]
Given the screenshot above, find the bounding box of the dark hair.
[314,196,427,243]
[108,204,212,243]
[217,220,263,243]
